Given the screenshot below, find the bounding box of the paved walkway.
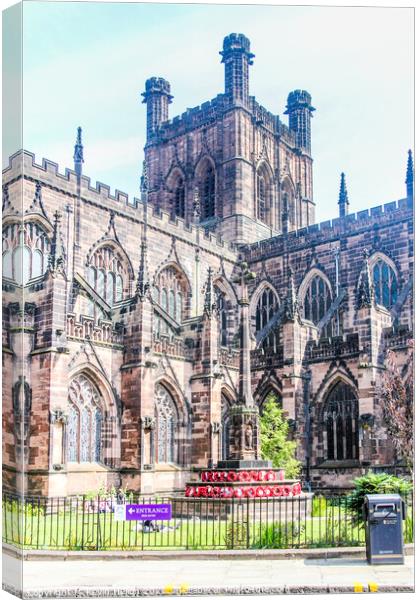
[2,552,414,597]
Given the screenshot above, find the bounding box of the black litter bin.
[363,494,405,565]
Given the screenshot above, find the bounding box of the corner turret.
[142,77,173,141]
[284,90,315,154]
[220,33,254,105]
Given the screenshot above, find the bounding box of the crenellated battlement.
[147,93,295,144]
[245,197,413,261]
[2,149,238,259]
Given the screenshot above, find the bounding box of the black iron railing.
[2,491,413,551]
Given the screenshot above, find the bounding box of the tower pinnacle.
[220,33,254,105]
[284,90,315,154]
[142,77,173,140]
[338,172,349,218]
[73,127,84,178]
[405,149,414,201]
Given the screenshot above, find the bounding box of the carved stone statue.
[245,423,253,450]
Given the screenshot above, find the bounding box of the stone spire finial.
[73,127,84,178]
[405,149,414,201]
[283,266,299,322]
[338,172,349,218]
[140,160,149,201]
[136,239,150,301]
[48,211,65,272]
[357,249,374,309]
[203,267,216,317]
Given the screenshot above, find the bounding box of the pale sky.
[3,1,414,224]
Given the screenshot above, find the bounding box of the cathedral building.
[2,34,413,497]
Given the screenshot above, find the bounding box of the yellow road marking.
[354,582,364,593]
[368,582,378,593]
[179,583,189,594]
[163,584,174,594]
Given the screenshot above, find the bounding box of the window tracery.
[67,374,103,463]
[303,275,335,337]
[255,287,280,351]
[372,259,398,309]
[153,265,188,337]
[2,222,50,285]
[87,245,127,305]
[155,383,177,463]
[323,382,359,461]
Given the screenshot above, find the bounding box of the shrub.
[346,472,412,517]
[252,522,304,549]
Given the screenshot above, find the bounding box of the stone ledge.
[3,542,414,561]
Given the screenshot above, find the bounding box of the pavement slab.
[2,551,414,597]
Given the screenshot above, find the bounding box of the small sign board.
[114,503,172,521]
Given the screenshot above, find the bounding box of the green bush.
[252,522,304,549]
[346,472,412,517]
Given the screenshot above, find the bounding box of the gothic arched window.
[323,382,359,461]
[2,222,50,285]
[155,383,178,463]
[173,176,185,219]
[153,265,189,337]
[303,275,334,336]
[199,162,216,220]
[215,287,228,347]
[257,172,267,223]
[372,259,398,309]
[87,245,128,305]
[255,287,280,351]
[281,180,297,231]
[67,374,103,463]
[221,393,232,461]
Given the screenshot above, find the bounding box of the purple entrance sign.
[125,503,172,521]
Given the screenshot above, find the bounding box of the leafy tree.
[377,341,413,474]
[259,394,301,478]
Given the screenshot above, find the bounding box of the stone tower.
[142,34,316,245]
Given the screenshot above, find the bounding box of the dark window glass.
[372,259,398,309]
[324,382,359,462]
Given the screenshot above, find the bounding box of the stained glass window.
[372,259,398,309]
[67,406,78,462]
[67,374,103,463]
[255,287,280,351]
[303,275,334,336]
[2,222,50,285]
[155,383,177,463]
[87,245,128,307]
[324,382,359,461]
[153,266,188,337]
[257,173,267,223]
